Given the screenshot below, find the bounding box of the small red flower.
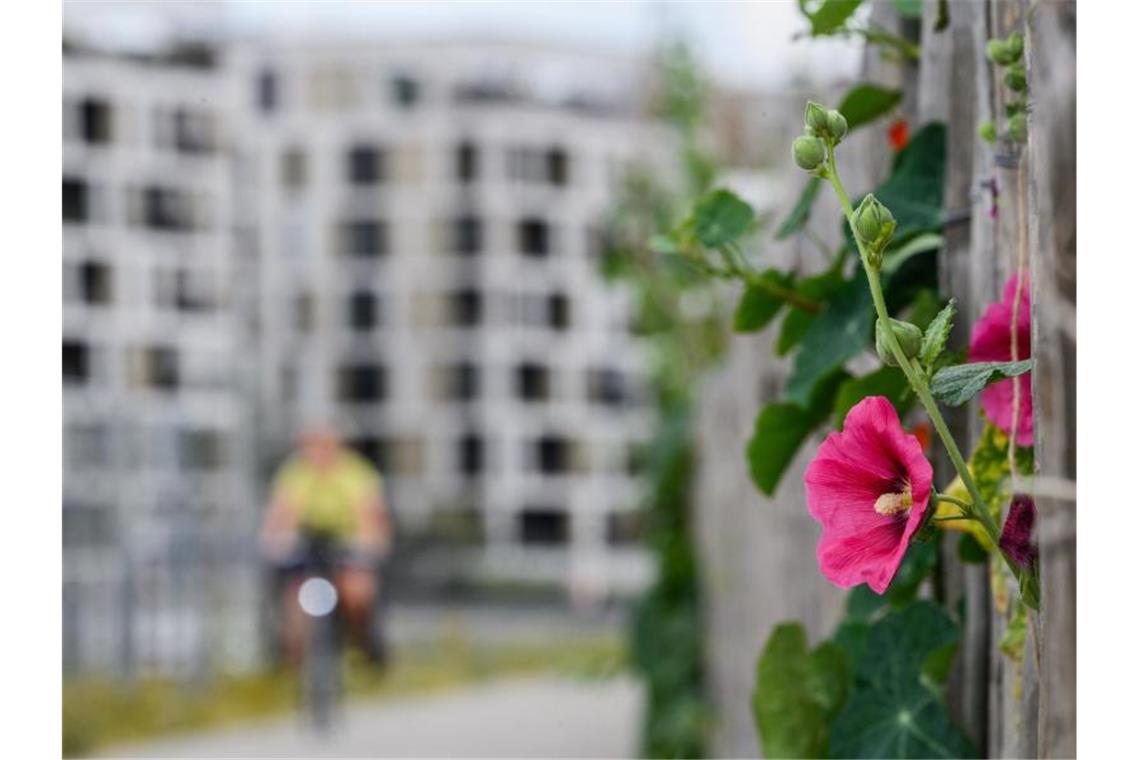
[969,272,1033,446]
[888,118,909,151]
[804,396,933,594]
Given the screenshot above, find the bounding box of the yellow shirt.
[271,450,382,540]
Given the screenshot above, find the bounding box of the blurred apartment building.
[230,40,665,602]
[63,41,259,674]
[64,35,671,673]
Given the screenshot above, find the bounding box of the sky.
[64,0,863,90]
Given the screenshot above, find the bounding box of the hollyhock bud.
[978,120,997,143]
[852,194,896,258]
[986,38,1010,65]
[1005,32,1024,61]
[792,134,826,171]
[876,318,923,366]
[1004,64,1027,92]
[826,109,848,142]
[999,494,1038,572]
[804,101,830,136]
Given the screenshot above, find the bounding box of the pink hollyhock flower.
[804,396,933,594]
[969,272,1033,446]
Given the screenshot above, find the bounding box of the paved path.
[101,675,643,758]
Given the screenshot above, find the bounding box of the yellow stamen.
[874,487,913,516]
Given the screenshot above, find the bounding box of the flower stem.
[823,144,1015,575]
[933,493,972,512]
[721,242,822,313]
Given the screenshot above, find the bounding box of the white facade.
[63,37,672,674]
[62,44,258,674]
[231,40,665,601]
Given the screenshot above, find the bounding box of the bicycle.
[293,533,345,732]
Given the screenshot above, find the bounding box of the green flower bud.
[876,318,923,367]
[1004,64,1027,92]
[852,194,897,258]
[804,101,830,135]
[1007,112,1028,143]
[985,38,1010,65]
[1005,32,1023,61]
[792,135,826,171]
[826,109,848,142]
[978,120,997,143]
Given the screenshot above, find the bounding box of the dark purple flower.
[999,494,1038,571]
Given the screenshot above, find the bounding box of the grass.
[63,633,627,758]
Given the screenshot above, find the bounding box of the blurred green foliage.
[602,40,728,759]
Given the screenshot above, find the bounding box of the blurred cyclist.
[260,427,392,666]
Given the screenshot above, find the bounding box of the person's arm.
[260,474,300,561]
[355,478,393,559]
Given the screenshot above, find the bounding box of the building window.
[347,144,384,185]
[338,363,386,403]
[458,433,483,476]
[348,291,378,330]
[519,508,568,546]
[62,340,89,384]
[180,429,223,471]
[79,260,112,305]
[516,362,549,402]
[294,292,314,332]
[449,289,482,327]
[173,108,214,154]
[142,186,192,231]
[606,511,644,545]
[63,177,88,223]
[518,218,549,256]
[438,362,479,401]
[257,69,277,113]
[588,368,626,407]
[452,215,482,254]
[547,293,570,329]
[535,435,572,474]
[79,97,112,144]
[341,220,387,256]
[547,147,568,185]
[456,141,478,183]
[391,74,420,107]
[281,147,307,190]
[351,437,384,467]
[142,346,180,391]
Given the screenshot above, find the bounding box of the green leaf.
[889,0,924,17]
[830,681,977,758]
[786,273,874,406]
[774,266,847,356]
[885,543,938,608]
[838,83,903,131]
[919,299,956,368]
[691,188,755,248]
[845,124,946,253]
[746,370,847,496]
[999,602,1028,661]
[776,177,823,240]
[906,289,945,332]
[881,233,944,277]
[752,623,848,759]
[832,365,911,429]
[830,602,977,759]
[957,533,988,563]
[799,0,864,35]
[930,359,1033,406]
[734,270,793,333]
